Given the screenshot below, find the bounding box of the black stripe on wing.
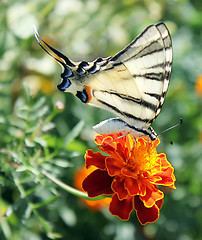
[76,57,111,74]
[133,72,164,82]
[126,124,157,140]
[110,24,159,62]
[97,99,150,123]
[144,92,161,101]
[149,23,172,122]
[95,90,157,111]
[125,41,164,62]
[146,61,171,69]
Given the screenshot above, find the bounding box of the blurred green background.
[0,0,202,239]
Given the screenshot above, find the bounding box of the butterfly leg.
[125,137,138,163]
[146,135,151,157]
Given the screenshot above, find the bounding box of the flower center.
[126,144,158,177]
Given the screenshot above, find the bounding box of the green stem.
[13,174,52,233]
[41,170,107,201]
[29,108,58,141]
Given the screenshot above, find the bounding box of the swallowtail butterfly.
[35,22,172,140]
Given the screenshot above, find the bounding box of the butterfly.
[34,22,172,140]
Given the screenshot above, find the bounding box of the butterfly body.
[35,22,172,140]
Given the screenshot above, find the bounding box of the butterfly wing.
[35,23,172,138]
[86,23,172,129]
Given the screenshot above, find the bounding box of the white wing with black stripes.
[34,22,172,140]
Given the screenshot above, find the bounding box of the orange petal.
[121,166,139,178]
[195,74,202,97]
[125,178,146,196]
[105,156,124,176]
[79,197,111,211]
[85,149,106,170]
[140,185,164,208]
[111,177,128,200]
[159,154,171,168]
[96,134,130,161]
[153,167,175,186]
[95,134,119,147]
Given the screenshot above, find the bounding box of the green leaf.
[32,96,46,111]
[33,196,58,209]
[22,81,31,101]
[42,122,55,132]
[34,137,47,147]
[64,120,85,146]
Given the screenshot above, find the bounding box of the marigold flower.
[74,165,111,211]
[82,133,176,225]
[195,74,202,97]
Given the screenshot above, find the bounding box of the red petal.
[99,144,122,159]
[134,196,163,225]
[95,135,117,152]
[96,134,129,160]
[106,156,124,176]
[159,153,170,168]
[114,142,128,160]
[95,133,120,145]
[82,169,114,197]
[85,149,106,170]
[140,185,164,208]
[152,138,160,148]
[125,178,146,196]
[152,167,175,187]
[109,194,133,220]
[156,198,164,209]
[121,166,139,178]
[111,177,128,200]
[95,135,105,145]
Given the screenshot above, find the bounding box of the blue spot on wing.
[76,89,88,103]
[57,78,71,92]
[58,67,73,91]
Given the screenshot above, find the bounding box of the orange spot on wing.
[85,86,92,103]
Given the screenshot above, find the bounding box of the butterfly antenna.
[158,118,183,145]
[160,118,183,134]
[159,135,173,145]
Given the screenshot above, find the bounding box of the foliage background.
[0,0,202,239]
